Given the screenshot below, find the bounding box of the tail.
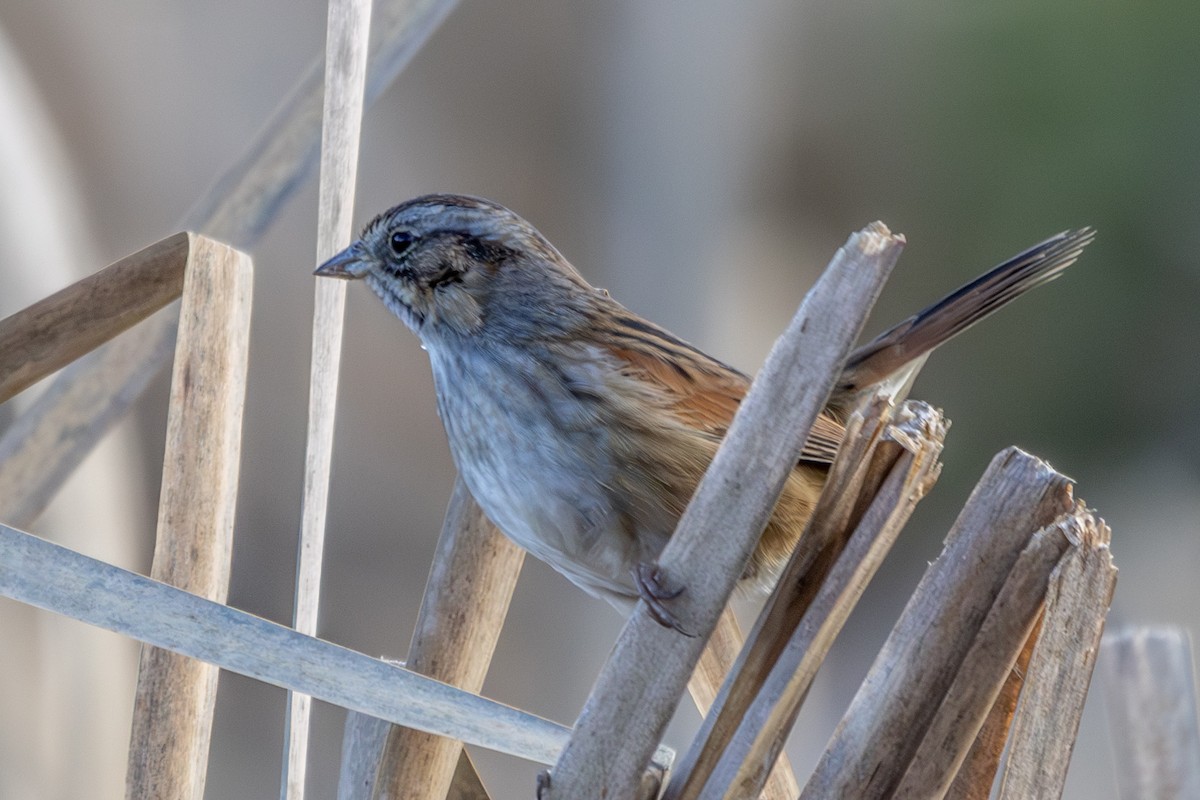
[833,227,1095,403]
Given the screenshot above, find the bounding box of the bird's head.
[316,194,595,343]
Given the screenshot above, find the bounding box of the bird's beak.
[315,243,368,280]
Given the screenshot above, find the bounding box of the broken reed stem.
[944,613,1042,800]
[126,235,252,800]
[666,396,903,799]
[284,0,372,796]
[0,235,187,527]
[370,479,524,800]
[545,223,905,800]
[800,448,1074,800]
[0,0,461,533]
[669,399,946,800]
[892,510,1096,798]
[997,513,1116,799]
[1098,627,1200,800]
[677,400,903,800]
[687,610,801,800]
[0,310,178,528]
[0,233,190,404]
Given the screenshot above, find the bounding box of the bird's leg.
[633,562,695,637]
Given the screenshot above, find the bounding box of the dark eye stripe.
[428,264,463,290]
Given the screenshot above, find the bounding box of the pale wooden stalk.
[544,223,905,800]
[800,448,1074,800]
[893,510,1102,798]
[944,614,1042,800]
[340,712,494,800]
[687,610,801,800]
[125,235,252,800]
[0,233,189,404]
[997,514,1116,799]
[0,0,461,531]
[284,0,372,796]
[0,522,577,766]
[371,479,524,800]
[1098,627,1200,800]
[688,401,946,800]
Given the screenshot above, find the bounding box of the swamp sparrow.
[317,194,1091,625]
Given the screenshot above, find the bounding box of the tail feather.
[834,227,1095,401]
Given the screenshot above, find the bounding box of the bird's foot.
[633,563,695,637]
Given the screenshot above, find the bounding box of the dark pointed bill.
[314,243,367,279]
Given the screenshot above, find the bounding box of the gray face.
[315,194,600,345]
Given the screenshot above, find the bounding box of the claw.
[633,563,695,637]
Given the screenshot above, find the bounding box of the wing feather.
[605,342,844,467]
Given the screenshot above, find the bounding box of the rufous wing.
[607,344,845,467]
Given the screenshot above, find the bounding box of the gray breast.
[424,340,644,602]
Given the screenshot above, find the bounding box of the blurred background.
[1,1,1197,797]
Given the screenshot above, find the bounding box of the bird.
[316,193,1092,629]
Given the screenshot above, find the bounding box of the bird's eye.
[389,230,414,256]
